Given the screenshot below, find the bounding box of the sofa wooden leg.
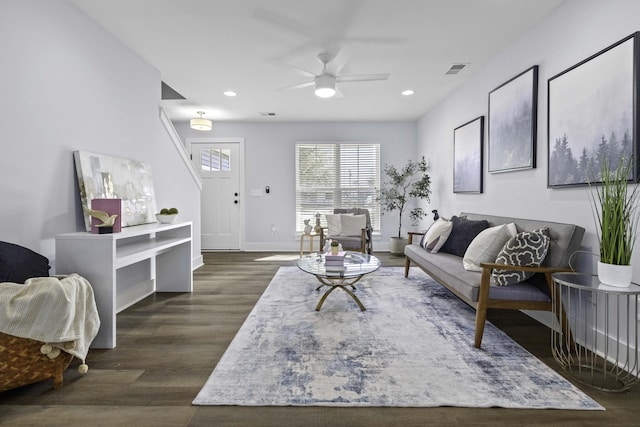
[404,257,411,277]
[474,309,487,348]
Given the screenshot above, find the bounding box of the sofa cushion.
[0,241,50,284]
[492,228,551,286]
[404,244,551,303]
[339,214,366,236]
[463,223,517,272]
[420,218,452,253]
[439,216,489,257]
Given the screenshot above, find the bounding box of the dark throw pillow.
[492,228,551,286]
[0,241,51,284]
[439,216,489,258]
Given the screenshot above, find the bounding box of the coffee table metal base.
[314,275,366,311]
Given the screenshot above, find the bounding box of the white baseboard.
[192,254,204,270]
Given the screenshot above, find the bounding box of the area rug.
[193,267,603,409]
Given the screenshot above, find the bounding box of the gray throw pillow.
[492,228,550,286]
[439,216,489,258]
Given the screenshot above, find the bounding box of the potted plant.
[589,157,640,287]
[378,156,432,254]
[330,240,340,255]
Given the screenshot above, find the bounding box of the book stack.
[325,251,346,275]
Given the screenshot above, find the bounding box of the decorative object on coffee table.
[377,156,432,254]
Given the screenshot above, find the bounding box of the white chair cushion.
[325,214,343,236]
[339,214,366,236]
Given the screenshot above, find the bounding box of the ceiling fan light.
[190,111,212,131]
[315,86,336,98]
[314,74,336,98]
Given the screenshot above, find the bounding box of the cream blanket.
[0,274,100,363]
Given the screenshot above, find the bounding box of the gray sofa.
[404,212,585,348]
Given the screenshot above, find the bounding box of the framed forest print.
[488,66,538,173]
[454,116,484,193]
[548,32,639,187]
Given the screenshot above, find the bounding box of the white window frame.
[295,141,380,233]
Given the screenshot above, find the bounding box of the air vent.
[445,63,468,75]
[259,112,276,116]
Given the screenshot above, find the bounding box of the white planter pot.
[389,237,407,255]
[597,261,632,288]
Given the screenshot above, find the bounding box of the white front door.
[191,142,241,250]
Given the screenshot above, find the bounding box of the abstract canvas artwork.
[453,117,484,193]
[488,66,538,173]
[548,32,639,187]
[74,150,157,231]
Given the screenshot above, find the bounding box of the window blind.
[295,142,380,232]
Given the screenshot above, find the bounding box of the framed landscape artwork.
[453,116,484,193]
[74,150,158,231]
[548,32,639,187]
[488,65,538,173]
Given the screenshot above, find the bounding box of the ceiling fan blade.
[334,87,344,99]
[326,45,354,75]
[279,81,315,91]
[336,73,390,83]
[268,58,317,79]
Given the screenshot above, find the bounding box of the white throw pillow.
[325,214,343,236]
[421,218,453,253]
[339,214,367,236]
[462,223,517,272]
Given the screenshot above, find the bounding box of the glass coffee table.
[297,251,381,311]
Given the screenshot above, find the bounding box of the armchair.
[319,208,373,254]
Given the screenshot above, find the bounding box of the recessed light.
[223,90,237,97]
[402,89,415,96]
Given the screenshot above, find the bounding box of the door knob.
[234,192,238,196]
[234,200,238,204]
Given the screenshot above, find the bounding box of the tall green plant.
[378,157,431,238]
[589,157,640,265]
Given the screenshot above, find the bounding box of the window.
[295,142,380,232]
[200,148,230,172]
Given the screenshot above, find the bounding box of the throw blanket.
[0,274,100,363]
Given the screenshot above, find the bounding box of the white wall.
[417,0,640,280]
[174,121,416,251]
[0,0,201,270]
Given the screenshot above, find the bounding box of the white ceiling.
[69,0,565,123]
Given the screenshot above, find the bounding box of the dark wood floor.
[2,252,639,426]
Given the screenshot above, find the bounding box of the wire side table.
[551,272,640,392]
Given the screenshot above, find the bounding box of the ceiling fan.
[270,46,390,98]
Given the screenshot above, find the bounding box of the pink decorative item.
[90,199,122,234]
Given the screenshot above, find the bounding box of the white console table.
[55,221,193,349]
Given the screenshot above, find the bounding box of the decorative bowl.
[155,213,178,224]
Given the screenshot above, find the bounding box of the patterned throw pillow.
[439,216,489,258]
[492,228,551,286]
[419,218,453,253]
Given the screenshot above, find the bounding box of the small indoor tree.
[378,156,431,253]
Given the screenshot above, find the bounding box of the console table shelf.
[55,221,193,349]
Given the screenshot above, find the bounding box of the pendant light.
[190,111,212,131]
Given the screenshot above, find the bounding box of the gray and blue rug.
[193,267,603,409]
